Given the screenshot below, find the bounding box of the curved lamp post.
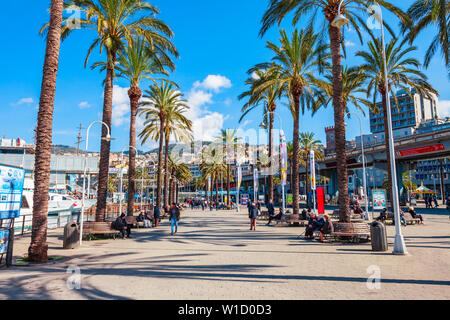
[334,1,407,254]
[80,121,114,246]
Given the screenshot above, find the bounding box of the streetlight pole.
[347,112,369,220]
[80,121,113,246]
[333,1,406,254]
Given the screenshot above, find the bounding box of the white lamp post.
[79,121,114,246]
[333,1,406,254]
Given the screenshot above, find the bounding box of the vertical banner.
[237,165,242,190]
[253,168,259,200]
[310,150,316,191]
[208,175,211,192]
[280,130,288,186]
[317,187,325,214]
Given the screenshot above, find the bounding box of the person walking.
[153,204,161,228]
[249,201,258,231]
[169,203,180,235]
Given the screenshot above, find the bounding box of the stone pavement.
[1,208,449,300]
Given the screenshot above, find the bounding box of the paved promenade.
[1,208,449,300]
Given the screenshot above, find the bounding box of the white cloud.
[438,100,450,118]
[78,101,91,109]
[185,75,233,141]
[12,97,34,106]
[193,75,232,93]
[224,98,232,106]
[111,85,130,127]
[345,40,355,47]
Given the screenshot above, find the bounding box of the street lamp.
[80,121,114,246]
[331,0,349,28]
[373,2,407,255]
[346,112,369,220]
[147,159,156,206]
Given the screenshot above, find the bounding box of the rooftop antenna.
[76,123,85,156]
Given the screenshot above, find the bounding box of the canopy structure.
[415,183,436,194]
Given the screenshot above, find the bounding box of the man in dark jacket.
[169,203,180,235]
[267,199,275,216]
[249,201,258,231]
[113,214,131,239]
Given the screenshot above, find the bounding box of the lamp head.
[331,14,349,28]
[102,134,115,142]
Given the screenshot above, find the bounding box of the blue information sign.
[0,164,25,219]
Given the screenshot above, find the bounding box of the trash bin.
[63,222,80,249]
[370,221,388,252]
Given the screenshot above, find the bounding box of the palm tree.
[28,0,64,263]
[299,132,324,200]
[402,0,450,76]
[313,66,373,116]
[239,68,283,202]
[42,0,178,222]
[113,38,174,216]
[250,27,327,215]
[356,37,438,208]
[216,129,240,207]
[260,0,408,222]
[168,155,191,204]
[139,83,192,210]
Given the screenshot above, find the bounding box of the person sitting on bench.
[300,209,307,220]
[142,211,153,228]
[376,208,388,223]
[353,204,364,218]
[408,207,424,224]
[113,214,131,239]
[267,207,284,225]
[319,214,334,243]
[305,213,317,239]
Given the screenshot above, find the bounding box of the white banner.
[310,150,316,190]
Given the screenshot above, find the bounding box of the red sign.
[396,144,445,158]
[317,187,325,214]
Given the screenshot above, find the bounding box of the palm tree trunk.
[95,51,116,222]
[381,92,394,211]
[127,86,142,216]
[292,94,300,216]
[169,176,174,204]
[268,110,274,201]
[329,22,350,223]
[156,116,165,209]
[164,134,170,208]
[28,0,63,263]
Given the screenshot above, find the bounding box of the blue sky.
[0,0,449,152]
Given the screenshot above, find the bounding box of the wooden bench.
[385,212,421,225]
[276,214,307,227]
[125,216,144,229]
[331,222,370,243]
[82,222,121,240]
